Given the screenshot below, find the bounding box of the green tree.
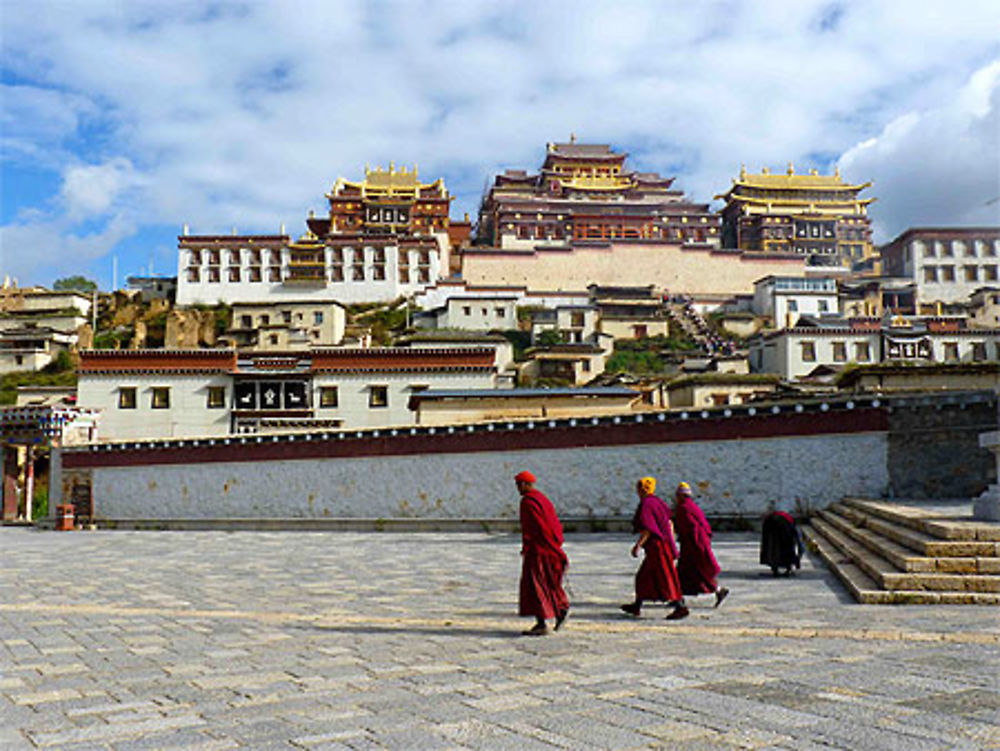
[52,276,97,292]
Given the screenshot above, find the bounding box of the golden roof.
[327,163,447,200]
[716,164,872,198]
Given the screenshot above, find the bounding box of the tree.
[53,275,97,292]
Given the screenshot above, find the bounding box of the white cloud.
[60,158,142,219]
[839,61,1000,242]
[2,0,1000,284]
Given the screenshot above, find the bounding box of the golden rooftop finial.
[761,166,770,175]
[389,161,395,173]
[570,132,576,144]
[835,165,841,179]
[739,164,746,180]
[787,162,795,175]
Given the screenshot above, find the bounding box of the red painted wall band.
[62,407,888,470]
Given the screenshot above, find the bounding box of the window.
[282,311,292,324]
[787,300,798,312]
[207,386,226,409]
[15,355,23,366]
[941,266,955,282]
[943,342,959,361]
[369,385,388,408]
[314,311,324,325]
[941,242,953,257]
[964,266,979,282]
[269,334,279,346]
[972,342,987,362]
[818,300,829,313]
[924,266,938,283]
[854,342,871,361]
[984,265,998,282]
[319,386,338,408]
[118,387,137,409]
[240,315,252,328]
[832,342,847,362]
[463,306,471,316]
[496,308,506,319]
[800,341,816,362]
[151,387,170,409]
[260,314,270,326]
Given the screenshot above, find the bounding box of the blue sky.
[2,0,999,289]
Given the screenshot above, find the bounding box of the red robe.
[633,495,683,603]
[519,489,569,619]
[674,495,721,595]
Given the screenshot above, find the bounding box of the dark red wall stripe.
[62,407,888,469]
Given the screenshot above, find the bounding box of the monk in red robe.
[515,470,569,636]
[621,477,688,620]
[673,482,729,607]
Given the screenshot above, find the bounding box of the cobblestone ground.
[1,528,999,750]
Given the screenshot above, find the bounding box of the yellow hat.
[638,477,656,495]
[676,482,692,496]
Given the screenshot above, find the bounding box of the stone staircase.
[803,497,1000,604]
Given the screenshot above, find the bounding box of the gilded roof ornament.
[787,162,795,175]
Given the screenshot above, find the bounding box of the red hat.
[515,471,536,484]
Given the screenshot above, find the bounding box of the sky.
[2,0,999,289]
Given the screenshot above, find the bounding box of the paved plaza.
[1,527,999,750]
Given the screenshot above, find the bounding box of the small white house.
[417,296,518,331]
[752,276,839,329]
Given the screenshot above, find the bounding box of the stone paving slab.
[1,528,999,750]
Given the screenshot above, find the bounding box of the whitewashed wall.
[87,432,888,520]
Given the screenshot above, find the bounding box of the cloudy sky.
[2,0,999,288]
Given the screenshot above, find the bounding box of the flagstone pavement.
[1,527,998,750]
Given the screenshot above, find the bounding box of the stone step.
[809,517,1000,594]
[820,508,999,575]
[831,503,999,559]
[819,509,938,572]
[803,524,1000,604]
[841,497,1000,542]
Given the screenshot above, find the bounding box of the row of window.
[238,311,325,328]
[186,266,432,284]
[186,249,434,266]
[923,264,999,283]
[799,340,997,362]
[117,385,394,410]
[918,239,999,258]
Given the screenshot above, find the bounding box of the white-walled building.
[752,276,839,328]
[176,235,448,306]
[415,296,518,331]
[880,227,1000,309]
[76,345,514,440]
[750,316,1000,380]
[227,300,346,350]
[530,306,599,345]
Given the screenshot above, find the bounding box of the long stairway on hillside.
[804,497,1000,604]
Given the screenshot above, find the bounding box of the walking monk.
[515,470,569,636]
[673,482,729,607]
[621,477,689,620]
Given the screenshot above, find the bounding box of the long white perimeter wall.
[85,432,887,520]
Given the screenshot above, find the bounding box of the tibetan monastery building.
[715,164,875,269]
[177,165,463,306]
[462,140,807,296]
[476,139,722,249]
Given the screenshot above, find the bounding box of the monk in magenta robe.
[515,470,569,636]
[673,482,729,607]
[621,477,688,620]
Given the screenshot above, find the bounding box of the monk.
[760,510,804,576]
[515,470,569,636]
[673,482,729,607]
[620,477,688,620]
